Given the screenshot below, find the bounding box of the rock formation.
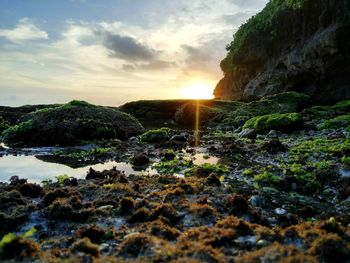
[215,0,350,104]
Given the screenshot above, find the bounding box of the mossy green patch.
[341,156,350,165]
[185,163,230,178]
[332,99,350,111]
[291,138,350,156]
[243,112,302,134]
[1,120,33,139]
[153,158,192,174]
[222,0,306,70]
[254,171,281,185]
[0,227,39,260]
[319,115,350,130]
[55,147,112,159]
[0,119,9,135]
[2,101,143,146]
[139,127,171,143]
[220,92,309,128]
[242,169,254,176]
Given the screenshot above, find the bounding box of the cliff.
[214,0,350,104]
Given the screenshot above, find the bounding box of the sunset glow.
[180,83,214,100]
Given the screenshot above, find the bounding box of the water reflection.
[0,155,156,183]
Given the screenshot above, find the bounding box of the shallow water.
[0,146,220,183]
[0,155,156,183]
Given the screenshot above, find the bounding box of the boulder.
[174,102,221,126]
[238,128,257,139]
[2,100,144,146]
[243,112,303,134]
[131,153,150,167]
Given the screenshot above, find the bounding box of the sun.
[180,83,214,99]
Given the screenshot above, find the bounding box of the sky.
[0,0,268,107]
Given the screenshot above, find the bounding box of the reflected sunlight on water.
[0,155,156,183]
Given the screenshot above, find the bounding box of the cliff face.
[215,0,350,104]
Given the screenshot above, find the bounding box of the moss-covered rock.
[0,228,40,261]
[243,112,303,134]
[120,99,242,128]
[332,99,350,111]
[1,100,144,146]
[139,127,171,143]
[221,92,309,127]
[119,99,191,127]
[0,117,9,134]
[70,238,100,257]
[319,115,350,130]
[174,102,222,126]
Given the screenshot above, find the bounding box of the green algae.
[243,112,302,134]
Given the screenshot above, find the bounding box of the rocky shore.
[0,92,349,262]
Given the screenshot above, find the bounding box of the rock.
[97,205,114,210]
[129,136,139,143]
[215,1,350,104]
[17,183,43,198]
[205,173,221,187]
[170,132,189,143]
[9,176,27,186]
[64,177,78,187]
[297,206,316,219]
[249,195,267,208]
[174,102,220,125]
[139,128,171,143]
[163,150,176,161]
[86,168,105,180]
[131,153,150,167]
[257,239,270,247]
[226,194,249,213]
[243,112,303,134]
[275,208,287,216]
[2,100,144,146]
[76,226,106,244]
[266,130,281,138]
[120,197,136,213]
[238,128,257,139]
[261,139,287,154]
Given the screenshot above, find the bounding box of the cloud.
[103,33,156,61]
[0,18,48,43]
[122,60,176,71]
[0,0,269,106]
[222,11,254,25]
[228,0,267,9]
[183,45,213,63]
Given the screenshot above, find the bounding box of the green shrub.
[55,174,70,185]
[223,0,306,69]
[243,112,302,134]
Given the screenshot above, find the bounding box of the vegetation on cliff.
[216,0,350,103]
